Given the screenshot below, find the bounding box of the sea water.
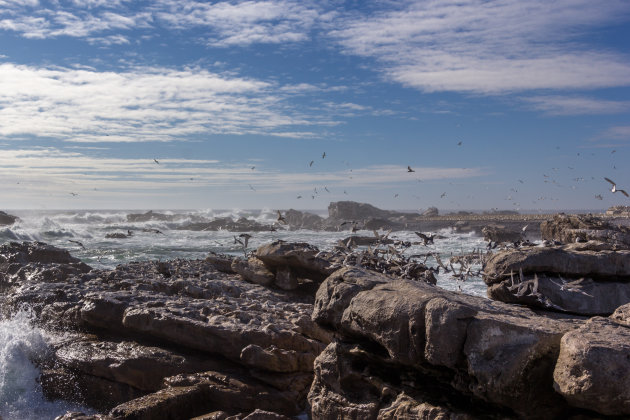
[0,208,489,419]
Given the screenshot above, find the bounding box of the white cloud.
[0,63,331,142]
[331,0,630,94]
[523,96,630,115]
[153,0,321,47]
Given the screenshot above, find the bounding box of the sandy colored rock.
[553,317,630,416]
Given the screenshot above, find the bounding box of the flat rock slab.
[553,317,630,416]
[483,244,630,285]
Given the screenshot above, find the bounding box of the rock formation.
[483,241,630,315]
[541,213,630,248]
[0,210,18,225]
[1,238,629,419]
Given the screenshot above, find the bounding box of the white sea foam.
[0,309,92,420]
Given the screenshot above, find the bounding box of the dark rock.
[283,209,325,230]
[206,252,236,273]
[126,210,176,222]
[328,201,393,220]
[105,232,129,239]
[0,210,18,225]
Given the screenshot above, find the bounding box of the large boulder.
[481,224,523,243]
[328,201,392,220]
[553,317,630,416]
[0,210,18,225]
[311,266,580,418]
[255,241,334,282]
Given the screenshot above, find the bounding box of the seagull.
[407,166,415,173]
[414,232,434,246]
[324,186,330,193]
[457,141,462,146]
[322,152,326,159]
[238,233,252,248]
[249,184,256,191]
[440,192,446,198]
[154,158,159,164]
[604,177,629,197]
[297,195,302,199]
[68,240,86,250]
[309,160,314,167]
[277,210,286,224]
[69,192,78,196]
[251,166,255,170]
[595,194,603,200]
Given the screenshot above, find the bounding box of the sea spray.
[0,308,92,420]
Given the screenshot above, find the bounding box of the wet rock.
[126,210,177,222]
[180,217,272,232]
[605,205,630,216]
[328,201,393,220]
[553,317,630,416]
[105,232,129,239]
[0,210,18,225]
[541,213,630,248]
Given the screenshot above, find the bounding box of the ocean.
[0,208,489,419]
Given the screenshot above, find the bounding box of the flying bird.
[238,233,252,248]
[595,194,603,200]
[249,184,256,191]
[457,141,462,146]
[440,192,447,198]
[322,152,326,159]
[407,166,415,173]
[69,192,78,196]
[68,240,86,250]
[309,160,314,167]
[604,177,629,197]
[154,158,159,164]
[277,210,287,224]
[414,232,434,246]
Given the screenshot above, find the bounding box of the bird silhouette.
[604,177,629,197]
[407,166,415,172]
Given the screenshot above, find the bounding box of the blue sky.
[0,0,629,211]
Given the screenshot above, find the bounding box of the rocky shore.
[1,208,629,419]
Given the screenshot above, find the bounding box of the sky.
[0,0,629,211]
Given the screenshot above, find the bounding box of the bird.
[69,192,78,196]
[595,194,603,200]
[68,240,86,249]
[249,184,256,191]
[322,152,326,159]
[414,232,434,246]
[324,186,330,193]
[440,192,446,198]
[309,160,314,167]
[604,177,629,197]
[297,195,302,199]
[154,158,159,164]
[457,141,462,146]
[251,166,255,170]
[277,210,286,224]
[238,233,252,248]
[407,166,415,172]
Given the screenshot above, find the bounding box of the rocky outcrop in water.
[2,239,629,419]
[0,210,18,225]
[483,241,630,315]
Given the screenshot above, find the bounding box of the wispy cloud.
[0,148,485,198]
[523,96,630,115]
[593,126,630,141]
[0,63,331,142]
[153,0,322,47]
[331,0,630,94]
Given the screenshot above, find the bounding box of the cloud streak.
[0,63,331,142]
[331,0,630,94]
